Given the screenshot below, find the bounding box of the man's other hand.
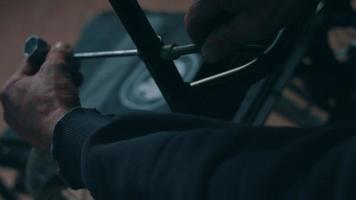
[185,0,320,63]
[0,42,80,151]
[328,27,356,63]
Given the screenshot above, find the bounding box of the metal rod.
[75,44,200,60]
[190,59,258,87]
[74,49,138,59]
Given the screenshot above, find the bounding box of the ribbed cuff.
[52,107,111,189]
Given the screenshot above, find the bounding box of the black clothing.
[53,108,356,199]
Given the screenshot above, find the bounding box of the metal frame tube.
[108,0,189,112]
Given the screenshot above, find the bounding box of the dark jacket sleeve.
[52,108,356,200]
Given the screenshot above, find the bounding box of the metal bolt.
[24,35,50,64]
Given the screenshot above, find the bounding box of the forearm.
[78,119,356,200]
[52,107,315,199]
[51,108,233,189]
[52,107,115,188]
[52,107,356,200]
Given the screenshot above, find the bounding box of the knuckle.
[51,43,72,56]
[52,48,69,56]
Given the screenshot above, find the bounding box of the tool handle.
[23,35,50,66]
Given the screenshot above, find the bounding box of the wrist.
[40,106,79,151]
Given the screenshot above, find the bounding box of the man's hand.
[185,0,319,63]
[0,42,80,151]
[328,27,356,63]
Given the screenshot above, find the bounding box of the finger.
[185,0,226,45]
[201,12,279,63]
[46,42,73,62]
[185,0,269,46]
[40,42,73,74]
